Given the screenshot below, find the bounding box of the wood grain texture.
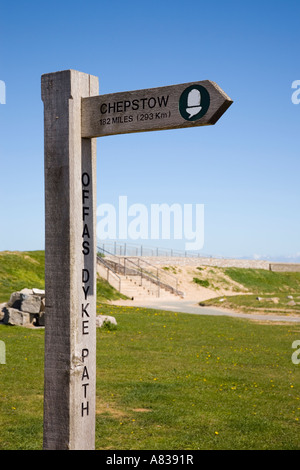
[81,80,233,138]
[42,70,98,450]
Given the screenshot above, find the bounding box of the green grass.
[193,277,210,288]
[0,250,126,305]
[1,306,300,450]
[225,268,300,294]
[202,268,300,314]
[97,277,128,303]
[0,251,45,303]
[1,252,300,449]
[204,293,300,314]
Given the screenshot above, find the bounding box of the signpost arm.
[42,70,98,450]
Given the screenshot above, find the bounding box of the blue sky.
[0,0,299,259]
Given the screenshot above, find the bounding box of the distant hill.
[0,251,126,305]
[0,251,45,303]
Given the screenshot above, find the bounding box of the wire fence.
[97,240,213,258]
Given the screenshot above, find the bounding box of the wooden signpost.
[81,80,232,138]
[41,69,232,450]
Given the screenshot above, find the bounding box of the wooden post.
[41,69,232,450]
[42,70,99,450]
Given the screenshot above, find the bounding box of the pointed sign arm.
[81,80,233,138]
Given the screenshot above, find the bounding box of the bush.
[193,277,210,288]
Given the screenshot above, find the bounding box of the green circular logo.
[179,85,210,121]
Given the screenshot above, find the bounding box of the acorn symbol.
[186,88,202,118]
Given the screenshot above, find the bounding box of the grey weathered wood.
[42,69,98,450]
[41,69,232,450]
[81,80,233,138]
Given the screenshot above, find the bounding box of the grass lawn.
[202,268,300,315]
[224,268,300,293]
[0,251,300,450]
[204,293,300,315]
[1,304,300,450]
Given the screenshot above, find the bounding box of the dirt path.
[110,297,300,323]
[110,263,300,323]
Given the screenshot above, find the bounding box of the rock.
[38,311,45,327]
[0,303,6,322]
[96,315,117,328]
[32,288,45,297]
[7,292,22,309]
[1,289,45,327]
[20,294,41,314]
[20,288,34,295]
[219,298,225,302]
[40,298,45,312]
[287,300,296,306]
[2,307,33,326]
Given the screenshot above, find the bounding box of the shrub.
[193,277,210,288]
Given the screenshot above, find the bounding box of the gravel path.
[111,298,300,323]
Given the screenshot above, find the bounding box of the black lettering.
[116,101,123,112]
[148,97,156,108]
[82,206,89,221]
[82,383,89,399]
[82,320,89,335]
[81,401,89,417]
[82,240,90,255]
[82,268,90,283]
[82,348,89,361]
[82,303,90,318]
[100,103,107,114]
[132,99,139,110]
[82,284,90,300]
[140,97,147,109]
[82,189,89,204]
[82,172,90,187]
[108,102,116,113]
[82,366,89,380]
[124,100,131,111]
[158,95,169,107]
[82,224,90,238]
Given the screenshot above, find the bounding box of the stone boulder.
[7,292,23,310]
[20,294,41,314]
[0,303,6,321]
[2,307,32,327]
[0,288,45,327]
[1,290,117,329]
[96,315,117,328]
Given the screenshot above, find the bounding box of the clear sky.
[0,0,299,259]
